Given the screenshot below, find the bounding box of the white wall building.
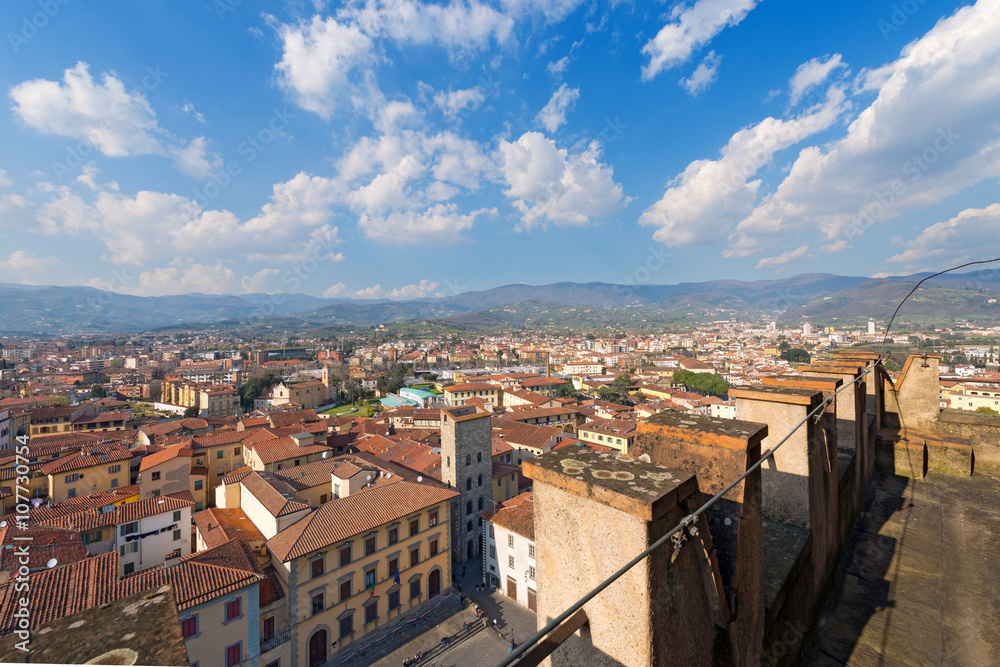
[479,493,537,612]
[115,492,195,576]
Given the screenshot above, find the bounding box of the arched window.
[478,497,484,511]
[477,474,483,487]
[446,456,450,467]
[477,452,482,463]
[466,478,472,491]
[466,455,471,466]
[466,501,473,516]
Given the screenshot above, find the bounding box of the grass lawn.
[322,401,379,418]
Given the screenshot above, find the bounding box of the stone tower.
[440,405,493,564]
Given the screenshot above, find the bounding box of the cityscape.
[2,1,1000,666]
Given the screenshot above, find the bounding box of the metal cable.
[494,355,884,667]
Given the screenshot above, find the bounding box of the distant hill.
[1,270,998,335]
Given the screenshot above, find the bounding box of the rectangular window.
[173,529,182,541]
[173,510,181,522]
[529,566,536,580]
[108,464,121,474]
[409,546,419,568]
[68,488,76,498]
[489,525,494,538]
[388,557,399,578]
[311,593,324,616]
[364,568,376,590]
[234,447,240,455]
[429,539,438,557]
[181,615,198,638]
[120,521,138,536]
[388,589,400,611]
[311,558,324,579]
[216,450,224,459]
[508,555,514,569]
[263,616,275,640]
[409,518,419,536]
[428,509,438,527]
[64,473,80,484]
[111,478,118,488]
[365,602,377,624]
[225,598,241,622]
[225,642,242,667]
[409,578,420,599]
[340,580,352,602]
[339,614,353,639]
[194,480,203,490]
[529,543,535,559]
[388,526,398,545]
[217,466,224,475]
[339,545,351,567]
[365,535,376,556]
[508,534,514,548]
[489,545,496,559]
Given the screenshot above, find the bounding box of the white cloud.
[788,54,846,106]
[498,131,629,229]
[358,203,495,244]
[755,243,809,269]
[324,279,442,300]
[639,86,849,246]
[642,0,760,81]
[536,83,579,133]
[547,56,571,77]
[498,0,585,21]
[728,0,1000,258]
[0,170,12,188]
[885,204,1000,271]
[168,136,223,178]
[274,16,376,119]
[182,100,206,123]
[434,87,487,116]
[680,51,722,96]
[0,250,58,275]
[9,62,220,175]
[347,0,514,50]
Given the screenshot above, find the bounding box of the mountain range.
[1,270,999,335]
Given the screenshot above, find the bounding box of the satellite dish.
[417,476,423,483]
[46,558,58,568]
[0,521,6,528]
[31,499,43,507]
[385,473,392,479]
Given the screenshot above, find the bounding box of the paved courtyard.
[364,558,538,667]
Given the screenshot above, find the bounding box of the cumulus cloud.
[498,131,629,229]
[755,243,809,269]
[788,54,846,106]
[358,203,495,244]
[885,204,1000,271]
[547,56,571,77]
[9,62,219,174]
[0,250,58,276]
[639,86,849,247]
[324,279,442,300]
[536,84,579,133]
[274,16,376,119]
[727,0,1000,258]
[434,87,487,116]
[642,0,760,80]
[680,51,722,96]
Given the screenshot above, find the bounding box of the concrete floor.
[809,469,1000,666]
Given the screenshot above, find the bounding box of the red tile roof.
[479,492,534,541]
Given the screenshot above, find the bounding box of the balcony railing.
[260,631,290,653]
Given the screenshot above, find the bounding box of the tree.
[975,406,998,415]
[554,382,580,399]
[780,348,811,364]
[238,373,281,411]
[90,384,107,399]
[183,406,201,418]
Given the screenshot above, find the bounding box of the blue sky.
[1,0,999,299]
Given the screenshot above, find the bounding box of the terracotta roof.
[259,566,286,608]
[38,492,194,533]
[247,436,332,466]
[0,524,89,572]
[221,467,254,485]
[193,507,265,549]
[271,457,367,490]
[189,429,261,449]
[269,409,320,428]
[6,486,140,525]
[240,472,312,518]
[353,434,442,480]
[0,538,266,635]
[139,446,194,471]
[479,492,534,541]
[492,460,520,479]
[444,383,498,393]
[40,444,133,475]
[492,419,561,451]
[267,481,458,562]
